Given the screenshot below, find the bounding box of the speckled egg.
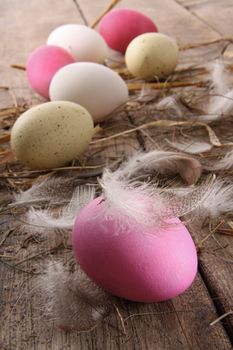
[10,101,94,169]
[125,33,179,80]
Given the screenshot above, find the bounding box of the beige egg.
[125,33,179,80]
[11,101,94,169]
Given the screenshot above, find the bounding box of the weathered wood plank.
[177,0,233,36]
[172,0,233,340]
[0,0,233,349]
[0,0,85,109]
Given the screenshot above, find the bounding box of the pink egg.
[72,197,197,302]
[26,45,75,98]
[98,8,158,53]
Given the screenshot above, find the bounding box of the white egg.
[125,33,179,80]
[11,101,94,169]
[47,24,108,63]
[49,62,129,122]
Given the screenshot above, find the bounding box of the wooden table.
[1,1,233,349]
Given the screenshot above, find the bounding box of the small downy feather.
[208,90,233,119]
[199,61,233,122]
[13,176,81,207]
[100,166,214,230]
[37,261,113,331]
[166,139,213,154]
[214,149,233,170]
[156,95,183,117]
[210,60,228,96]
[100,169,167,228]
[25,185,95,231]
[117,149,202,185]
[193,179,233,219]
[204,149,233,171]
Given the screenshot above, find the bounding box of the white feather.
[37,261,110,331]
[100,169,167,228]
[202,61,233,121]
[100,167,214,229]
[156,96,182,117]
[26,186,95,230]
[208,90,233,117]
[210,60,228,95]
[116,149,202,185]
[212,150,233,170]
[166,139,213,154]
[195,179,233,218]
[13,176,78,207]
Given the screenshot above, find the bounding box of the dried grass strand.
[180,36,233,50]
[92,120,227,147]
[127,81,206,91]
[90,0,121,28]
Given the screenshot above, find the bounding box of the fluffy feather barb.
[117,150,202,185]
[25,185,95,230]
[100,168,214,229]
[194,179,233,218]
[37,261,111,331]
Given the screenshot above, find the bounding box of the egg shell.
[72,197,198,302]
[26,45,75,98]
[49,62,129,122]
[47,24,108,63]
[98,8,158,53]
[125,33,179,80]
[11,101,94,169]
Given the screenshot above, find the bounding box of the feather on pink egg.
[72,196,197,302]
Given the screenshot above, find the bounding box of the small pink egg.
[26,45,75,98]
[72,197,197,302]
[98,8,158,53]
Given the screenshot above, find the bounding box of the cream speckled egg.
[125,33,179,80]
[11,101,94,169]
[47,24,108,64]
[49,62,129,122]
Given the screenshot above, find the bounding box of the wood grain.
[177,0,233,36]
[0,0,233,349]
[175,0,233,340]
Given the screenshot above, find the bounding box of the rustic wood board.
[177,0,233,36]
[175,0,233,340]
[0,1,233,349]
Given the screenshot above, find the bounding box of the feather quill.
[117,150,202,185]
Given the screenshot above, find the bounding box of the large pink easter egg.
[26,45,75,98]
[98,8,158,53]
[72,197,197,302]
